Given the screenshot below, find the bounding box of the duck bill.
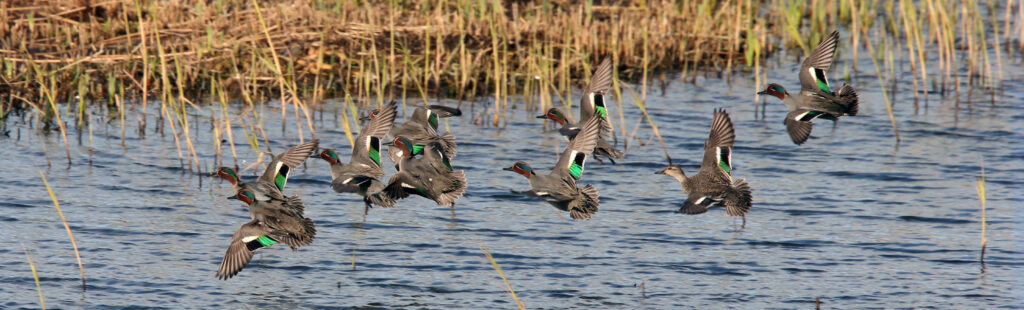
[756,90,769,95]
[226,195,238,200]
[535,114,548,119]
[501,166,515,171]
[654,169,665,175]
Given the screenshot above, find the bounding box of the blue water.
[1,49,1021,308]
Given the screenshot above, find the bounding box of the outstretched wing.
[553,117,601,180]
[699,109,736,178]
[258,139,320,191]
[351,102,397,168]
[216,220,273,280]
[784,109,817,145]
[799,31,840,94]
[579,58,614,136]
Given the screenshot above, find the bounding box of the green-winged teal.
[319,101,398,214]
[537,107,623,164]
[377,135,467,208]
[757,31,859,145]
[504,116,602,220]
[385,105,461,169]
[539,58,623,163]
[579,57,615,136]
[217,139,320,204]
[656,108,752,224]
[216,188,316,280]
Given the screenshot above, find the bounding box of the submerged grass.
[480,245,525,310]
[22,244,46,310]
[40,172,86,291]
[976,160,987,263]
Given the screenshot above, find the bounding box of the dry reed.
[0,0,1015,148]
[1,1,752,111]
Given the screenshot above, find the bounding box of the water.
[2,55,1021,308]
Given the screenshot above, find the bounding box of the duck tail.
[280,217,317,251]
[569,184,600,220]
[837,84,858,116]
[300,217,316,245]
[436,170,467,207]
[284,195,306,215]
[439,132,458,159]
[723,178,753,217]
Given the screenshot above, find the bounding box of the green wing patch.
[717,147,732,174]
[368,137,381,166]
[568,152,586,180]
[593,94,607,118]
[442,155,453,171]
[428,113,439,129]
[812,68,832,94]
[274,164,290,191]
[245,235,278,251]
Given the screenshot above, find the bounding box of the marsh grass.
[22,244,46,310]
[0,0,1016,158]
[480,244,525,310]
[40,172,87,291]
[2,1,753,126]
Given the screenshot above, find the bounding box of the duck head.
[319,149,341,165]
[536,108,568,125]
[359,108,380,122]
[216,167,240,186]
[392,136,416,158]
[655,165,688,183]
[503,161,535,178]
[235,188,257,205]
[757,83,788,100]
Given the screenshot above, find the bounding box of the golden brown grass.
[0,0,1015,153]
[0,1,752,108]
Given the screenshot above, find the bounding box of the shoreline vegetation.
[0,0,1020,166]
